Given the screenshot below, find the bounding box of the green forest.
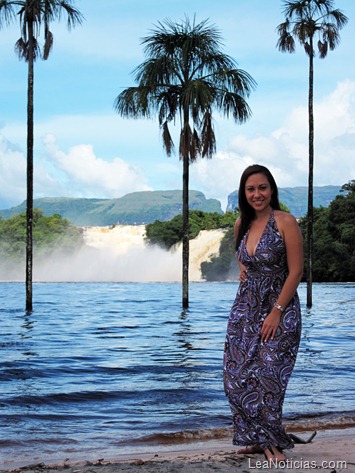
[0,210,84,269]
[144,210,236,249]
[298,181,355,282]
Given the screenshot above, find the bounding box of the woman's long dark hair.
[235,164,281,250]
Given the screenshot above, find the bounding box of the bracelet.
[274,303,284,313]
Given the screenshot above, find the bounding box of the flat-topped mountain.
[0,190,223,226]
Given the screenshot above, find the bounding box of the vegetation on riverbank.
[0,210,83,264]
[298,181,355,282]
[145,210,236,249]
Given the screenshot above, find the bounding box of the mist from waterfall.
[1,225,228,282]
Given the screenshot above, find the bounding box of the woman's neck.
[254,205,272,221]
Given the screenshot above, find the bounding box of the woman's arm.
[261,212,303,342]
[234,217,248,278]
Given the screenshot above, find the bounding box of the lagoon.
[0,281,354,466]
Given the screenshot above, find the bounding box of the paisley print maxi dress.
[223,210,301,450]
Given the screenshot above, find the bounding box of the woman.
[223,164,303,463]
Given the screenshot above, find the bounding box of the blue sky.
[0,0,354,211]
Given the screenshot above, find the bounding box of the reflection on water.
[21,315,35,338]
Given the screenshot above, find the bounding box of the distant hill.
[0,186,343,225]
[0,190,223,226]
[226,185,342,217]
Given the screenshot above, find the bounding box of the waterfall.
[1,225,229,282]
[82,225,147,256]
[78,225,228,282]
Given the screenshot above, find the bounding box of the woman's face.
[244,173,273,212]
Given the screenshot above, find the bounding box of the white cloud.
[42,133,152,198]
[0,131,58,208]
[0,133,26,207]
[191,80,355,209]
[0,129,152,208]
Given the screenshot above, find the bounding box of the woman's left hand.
[260,311,281,342]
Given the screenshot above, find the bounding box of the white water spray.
[1,226,229,282]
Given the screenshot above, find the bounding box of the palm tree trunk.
[26,20,34,312]
[306,42,314,308]
[182,151,189,309]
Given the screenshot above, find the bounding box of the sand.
[2,428,354,473]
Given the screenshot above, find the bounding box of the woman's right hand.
[239,269,248,283]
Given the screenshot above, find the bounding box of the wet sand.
[2,428,354,473]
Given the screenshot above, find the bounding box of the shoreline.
[2,427,355,473]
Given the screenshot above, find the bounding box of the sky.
[0,0,354,211]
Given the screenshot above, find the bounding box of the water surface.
[0,282,354,467]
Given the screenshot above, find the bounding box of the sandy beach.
[2,427,354,473]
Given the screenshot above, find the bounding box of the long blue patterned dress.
[223,210,301,450]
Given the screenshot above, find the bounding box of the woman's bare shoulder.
[234,216,241,227]
[274,210,300,238]
[274,210,298,225]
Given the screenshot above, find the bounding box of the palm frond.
[330,9,349,28]
[157,88,179,126]
[180,80,214,126]
[134,57,178,87]
[43,29,53,60]
[179,122,192,162]
[162,121,174,157]
[294,21,313,44]
[60,3,84,30]
[317,40,328,58]
[142,16,223,60]
[42,1,84,30]
[277,33,296,53]
[218,92,253,123]
[304,41,313,56]
[14,37,27,60]
[179,122,201,162]
[215,69,256,97]
[114,87,152,118]
[190,51,237,82]
[15,36,40,61]
[321,22,341,50]
[200,110,216,159]
[190,129,201,162]
[0,1,16,28]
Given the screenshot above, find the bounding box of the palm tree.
[276,0,348,308]
[0,0,83,311]
[114,17,256,308]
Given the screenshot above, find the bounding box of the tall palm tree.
[0,0,83,311]
[276,0,348,308]
[115,17,256,308]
